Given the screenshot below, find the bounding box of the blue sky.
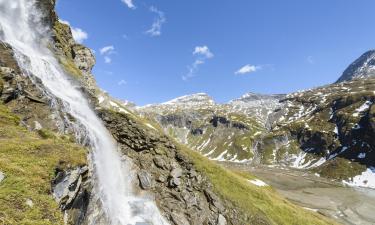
[56,0,375,105]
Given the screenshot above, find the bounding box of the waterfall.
[0,1,168,224]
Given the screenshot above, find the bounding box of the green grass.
[0,104,87,225]
[176,142,337,225]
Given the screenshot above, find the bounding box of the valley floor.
[221,162,375,225]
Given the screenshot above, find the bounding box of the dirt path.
[221,162,375,225]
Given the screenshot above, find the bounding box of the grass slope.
[0,104,87,225]
[177,142,337,225]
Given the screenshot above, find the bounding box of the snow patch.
[343,167,375,189]
[248,179,268,187]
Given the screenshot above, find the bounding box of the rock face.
[98,109,252,225]
[137,92,283,162]
[336,50,375,83]
[52,166,91,224]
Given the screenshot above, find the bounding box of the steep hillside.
[138,93,283,162]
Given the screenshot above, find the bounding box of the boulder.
[52,166,88,210]
[138,170,154,190]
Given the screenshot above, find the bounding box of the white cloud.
[146,6,166,37]
[118,80,127,86]
[182,60,205,81]
[59,19,88,44]
[182,45,214,81]
[235,64,261,75]
[100,46,115,64]
[121,0,135,9]
[100,46,115,55]
[193,46,214,59]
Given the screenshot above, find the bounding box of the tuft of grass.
[176,142,337,225]
[0,103,87,225]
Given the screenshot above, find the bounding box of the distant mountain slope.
[260,77,375,187]
[336,50,375,83]
[137,50,375,189]
[137,92,283,162]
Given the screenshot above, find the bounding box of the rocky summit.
[336,50,375,83]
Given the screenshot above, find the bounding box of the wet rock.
[52,166,88,210]
[138,170,154,190]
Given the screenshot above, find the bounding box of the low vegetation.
[177,142,337,225]
[0,103,87,225]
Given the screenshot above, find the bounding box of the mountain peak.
[230,92,285,103]
[336,50,375,83]
[162,93,215,106]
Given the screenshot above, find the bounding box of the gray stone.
[169,177,181,187]
[171,212,190,225]
[138,170,153,190]
[0,171,5,183]
[157,175,166,183]
[154,156,166,169]
[217,214,227,225]
[204,190,225,213]
[171,168,183,178]
[52,167,84,209]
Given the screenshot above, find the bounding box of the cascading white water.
[0,1,168,224]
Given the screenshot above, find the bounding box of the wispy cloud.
[193,46,214,58]
[100,45,115,64]
[121,0,135,9]
[118,80,127,86]
[100,46,115,55]
[146,6,166,37]
[307,56,315,64]
[235,64,262,75]
[59,20,88,44]
[182,45,214,81]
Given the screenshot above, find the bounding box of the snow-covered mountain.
[336,50,375,83]
[137,92,284,162]
[135,50,375,190]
